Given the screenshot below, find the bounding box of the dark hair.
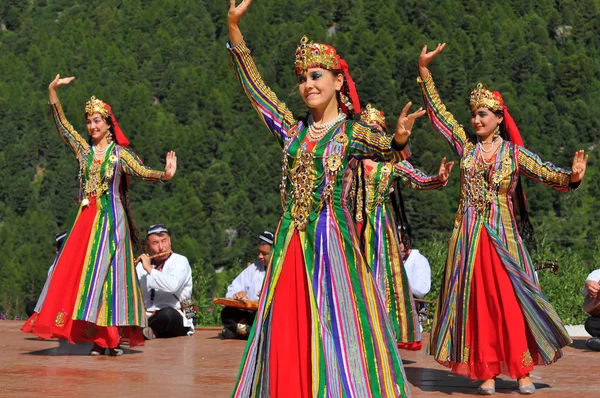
[86,112,144,250]
[493,109,536,250]
[390,186,413,250]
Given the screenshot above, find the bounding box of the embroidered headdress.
[84,96,130,147]
[469,83,524,148]
[295,36,361,115]
[469,83,502,112]
[360,104,386,129]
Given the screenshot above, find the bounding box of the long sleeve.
[228,40,296,148]
[393,160,445,190]
[418,73,469,157]
[120,147,165,182]
[146,256,192,296]
[49,101,90,160]
[349,122,410,162]
[517,146,573,192]
[226,269,249,299]
[581,269,600,296]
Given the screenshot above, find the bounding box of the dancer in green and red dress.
[356,104,452,351]
[418,43,588,394]
[22,74,177,355]
[227,0,429,396]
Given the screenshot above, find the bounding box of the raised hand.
[48,74,75,103]
[228,0,253,26]
[419,43,446,79]
[570,149,588,183]
[49,74,75,91]
[394,101,425,146]
[438,157,454,183]
[163,151,177,180]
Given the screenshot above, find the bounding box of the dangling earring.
[339,92,353,111]
[106,131,113,144]
[493,124,500,137]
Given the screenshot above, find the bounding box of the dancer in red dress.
[418,43,588,395]
[22,75,177,355]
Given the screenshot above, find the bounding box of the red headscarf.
[103,103,130,147]
[492,91,524,147]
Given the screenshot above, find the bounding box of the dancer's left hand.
[571,150,588,183]
[438,157,454,183]
[163,151,177,180]
[394,101,425,146]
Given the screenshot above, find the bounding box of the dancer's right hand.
[228,0,252,27]
[49,74,75,91]
[438,157,454,184]
[228,0,253,47]
[418,43,445,79]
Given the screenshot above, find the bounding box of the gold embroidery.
[365,161,393,213]
[335,132,348,144]
[521,350,533,367]
[55,310,68,328]
[29,313,38,327]
[327,153,342,173]
[463,345,470,362]
[281,128,347,231]
[460,147,513,215]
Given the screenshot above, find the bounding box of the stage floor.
[1,321,598,397]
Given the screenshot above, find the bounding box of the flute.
[134,251,172,263]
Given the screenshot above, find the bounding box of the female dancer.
[22,74,177,355]
[417,43,588,394]
[357,104,453,351]
[227,0,423,396]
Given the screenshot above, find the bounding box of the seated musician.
[136,224,194,339]
[401,239,432,331]
[583,268,600,351]
[220,231,274,339]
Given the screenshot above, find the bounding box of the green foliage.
[0,0,598,325]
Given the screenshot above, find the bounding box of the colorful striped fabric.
[360,160,444,345]
[417,73,574,371]
[229,40,411,397]
[35,102,164,328]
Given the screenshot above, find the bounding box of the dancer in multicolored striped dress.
[418,43,588,395]
[22,74,177,355]
[227,1,424,396]
[356,104,452,351]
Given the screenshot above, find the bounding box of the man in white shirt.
[582,268,600,351]
[401,240,432,332]
[136,224,194,339]
[401,241,431,300]
[220,231,273,339]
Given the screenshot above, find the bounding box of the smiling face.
[297,67,343,112]
[470,107,503,140]
[86,113,111,143]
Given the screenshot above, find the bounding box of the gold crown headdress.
[85,96,109,118]
[295,36,341,75]
[469,83,502,112]
[360,104,386,128]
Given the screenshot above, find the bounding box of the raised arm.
[417,44,469,157]
[228,0,295,147]
[393,157,452,190]
[518,147,586,191]
[48,74,89,159]
[120,148,175,182]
